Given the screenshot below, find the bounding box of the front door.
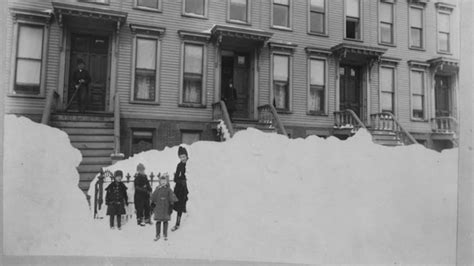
[339,65,362,117]
[221,51,251,119]
[435,75,451,117]
[68,34,109,112]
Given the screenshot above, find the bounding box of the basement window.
[131,129,154,155]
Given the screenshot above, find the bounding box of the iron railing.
[333,109,367,133]
[257,104,287,136]
[370,112,418,145]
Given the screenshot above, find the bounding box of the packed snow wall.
[4,115,458,264]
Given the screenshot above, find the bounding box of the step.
[79,172,102,183]
[52,113,114,122]
[81,149,114,157]
[61,127,114,136]
[374,140,403,146]
[69,135,115,142]
[71,142,115,150]
[372,134,399,141]
[82,156,112,165]
[78,164,105,174]
[51,121,114,129]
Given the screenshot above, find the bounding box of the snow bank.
[4,115,458,264]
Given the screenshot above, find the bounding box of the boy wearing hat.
[105,170,128,230]
[134,163,152,226]
[71,59,91,113]
[150,173,178,241]
[171,146,189,231]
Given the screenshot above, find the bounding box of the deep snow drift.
[4,115,458,264]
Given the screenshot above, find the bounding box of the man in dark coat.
[134,163,152,226]
[71,59,91,113]
[105,170,128,230]
[171,146,189,231]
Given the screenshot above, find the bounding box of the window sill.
[409,46,426,52]
[343,38,364,43]
[226,20,251,26]
[437,50,453,55]
[8,93,45,99]
[307,111,328,116]
[276,109,292,114]
[271,26,292,32]
[379,42,397,48]
[411,118,429,122]
[178,103,207,108]
[182,13,208,20]
[133,7,162,13]
[130,100,160,106]
[307,32,329,38]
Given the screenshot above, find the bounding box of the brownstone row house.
[4,0,460,192]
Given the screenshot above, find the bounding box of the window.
[13,24,45,95]
[131,129,154,155]
[380,67,395,113]
[182,43,204,105]
[181,131,201,145]
[133,38,158,102]
[273,54,290,111]
[184,0,206,17]
[345,0,360,39]
[411,70,425,119]
[308,58,326,114]
[136,0,160,10]
[229,0,249,22]
[438,12,451,52]
[379,1,394,44]
[309,0,325,34]
[273,0,290,28]
[410,7,423,48]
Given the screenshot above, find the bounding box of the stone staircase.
[50,112,114,193]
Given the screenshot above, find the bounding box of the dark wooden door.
[69,34,109,112]
[233,53,250,119]
[435,75,451,117]
[339,65,362,117]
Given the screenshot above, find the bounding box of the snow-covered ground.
[4,115,458,264]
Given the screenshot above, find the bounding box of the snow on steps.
[232,119,277,134]
[50,112,114,192]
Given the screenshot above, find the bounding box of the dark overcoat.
[134,173,152,208]
[173,162,189,213]
[105,181,128,216]
[151,185,178,221]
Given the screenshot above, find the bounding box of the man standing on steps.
[70,58,91,113]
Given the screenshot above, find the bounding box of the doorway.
[339,64,362,117]
[220,51,251,119]
[68,34,109,112]
[434,75,451,117]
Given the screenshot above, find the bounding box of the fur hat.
[114,170,123,178]
[136,163,145,171]
[178,146,188,157]
[160,172,170,182]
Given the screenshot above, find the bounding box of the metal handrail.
[41,89,59,125]
[371,112,418,145]
[257,104,288,136]
[212,101,235,137]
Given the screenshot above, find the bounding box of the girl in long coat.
[151,174,178,241]
[172,146,189,231]
[105,170,128,230]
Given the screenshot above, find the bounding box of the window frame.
[409,68,427,121]
[408,4,425,50]
[182,0,208,19]
[379,64,397,114]
[307,55,328,115]
[271,0,292,31]
[227,0,251,25]
[9,15,50,98]
[270,51,293,113]
[307,0,328,36]
[180,130,202,145]
[344,0,362,41]
[436,9,452,54]
[378,0,396,46]
[134,0,162,12]
[179,41,207,107]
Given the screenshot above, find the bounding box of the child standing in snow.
[171,146,189,231]
[151,173,178,241]
[105,170,128,230]
[134,163,152,226]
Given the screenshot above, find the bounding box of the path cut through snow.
[4,115,458,264]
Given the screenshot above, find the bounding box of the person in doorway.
[222,78,237,121]
[105,170,128,230]
[71,59,91,113]
[151,173,178,241]
[171,146,189,232]
[134,163,152,226]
